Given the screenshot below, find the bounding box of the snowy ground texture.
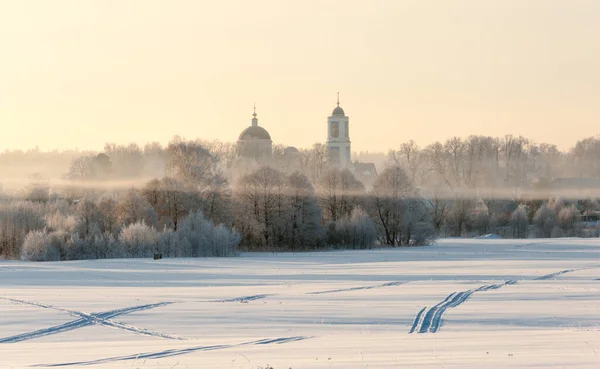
[2,238,600,368]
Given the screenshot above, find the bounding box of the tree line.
[2,134,600,261]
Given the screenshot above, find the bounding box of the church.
[235,96,377,182]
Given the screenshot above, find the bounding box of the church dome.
[332,105,345,116]
[238,125,272,140]
[284,146,299,155]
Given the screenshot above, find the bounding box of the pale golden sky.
[1,0,599,153]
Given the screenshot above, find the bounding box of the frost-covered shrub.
[411,221,436,246]
[328,208,377,249]
[470,211,491,236]
[171,211,239,257]
[59,232,116,261]
[510,206,529,239]
[46,231,70,260]
[557,205,577,236]
[203,224,241,257]
[533,204,557,238]
[21,229,60,261]
[551,226,564,238]
[157,230,193,257]
[119,222,159,258]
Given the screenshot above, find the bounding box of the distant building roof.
[550,178,600,189]
[353,162,377,177]
[472,196,489,213]
[488,199,519,214]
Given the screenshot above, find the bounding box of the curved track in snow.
[35,336,312,367]
[306,281,408,295]
[409,280,517,334]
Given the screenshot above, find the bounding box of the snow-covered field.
[1,239,599,368]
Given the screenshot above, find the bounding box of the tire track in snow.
[34,336,312,367]
[408,307,427,334]
[0,297,186,341]
[534,269,578,280]
[307,281,408,295]
[0,302,173,344]
[213,294,273,302]
[409,280,516,334]
[410,292,459,334]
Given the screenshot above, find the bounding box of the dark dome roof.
[238,125,272,140]
[284,146,299,155]
[332,105,345,116]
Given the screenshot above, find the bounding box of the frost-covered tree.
[510,205,529,238]
[445,197,475,237]
[142,142,167,178]
[156,230,193,257]
[166,137,216,183]
[427,184,451,234]
[68,156,96,181]
[285,172,323,250]
[570,136,600,178]
[103,143,144,178]
[368,166,412,246]
[116,189,157,229]
[367,166,433,245]
[175,211,239,257]
[533,204,557,238]
[403,196,435,245]
[199,171,233,226]
[74,199,102,241]
[119,222,159,258]
[0,201,46,258]
[470,210,491,236]
[388,140,423,185]
[318,168,364,223]
[235,166,285,249]
[22,173,50,203]
[299,143,329,183]
[142,177,193,231]
[557,205,578,236]
[580,198,600,222]
[97,197,120,236]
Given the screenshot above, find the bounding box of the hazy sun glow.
[1,0,599,152]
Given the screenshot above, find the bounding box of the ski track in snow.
[0,297,187,341]
[306,281,408,295]
[1,293,277,344]
[409,280,517,334]
[34,336,312,367]
[534,269,578,280]
[0,302,174,344]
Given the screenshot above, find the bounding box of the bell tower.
[327,93,351,167]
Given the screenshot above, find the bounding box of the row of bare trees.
[4,133,600,260]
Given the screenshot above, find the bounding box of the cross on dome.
[332,92,345,116]
[252,103,258,126]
